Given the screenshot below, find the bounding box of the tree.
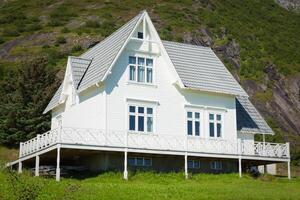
[0,57,60,145]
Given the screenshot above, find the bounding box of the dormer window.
[137,32,143,39]
[129,56,153,84]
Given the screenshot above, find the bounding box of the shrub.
[55,36,66,45]
[85,20,100,28]
[71,45,82,53]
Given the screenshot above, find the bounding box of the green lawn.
[0,169,299,200]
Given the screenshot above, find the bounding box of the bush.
[85,20,100,28]
[55,36,66,45]
[71,45,82,53]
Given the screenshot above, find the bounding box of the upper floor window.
[129,56,153,84]
[187,111,201,136]
[209,113,222,138]
[137,32,143,39]
[129,105,153,133]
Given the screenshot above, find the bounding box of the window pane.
[209,122,214,137]
[187,112,192,118]
[147,107,153,114]
[147,117,153,132]
[146,59,153,67]
[129,115,135,131]
[146,68,153,83]
[138,66,145,82]
[138,32,143,39]
[194,161,200,168]
[187,121,193,135]
[129,106,135,113]
[128,158,136,166]
[209,114,214,120]
[195,112,200,119]
[217,161,222,169]
[138,57,145,65]
[188,160,193,169]
[129,65,136,81]
[138,116,144,131]
[217,114,221,121]
[217,123,221,137]
[195,121,200,136]
[144,158,152,166]
[138,107,144,113]
[137,158,143,166]
[129,56,136,64]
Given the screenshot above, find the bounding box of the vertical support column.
[238,157,242,178]
[19,142,23,158]
[18,161,22,174]
[238,138,242,178]
[287,160,291,180]
[123,131,128,180]
[184,153,188,179]
[37,134,40,150]
[287,142,291,179]
[56,146,61,182]
[35,155,40,177]
[185,135,188,179]
[263,133,266,156]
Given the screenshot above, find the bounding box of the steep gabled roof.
[236,96,273,135]
[43,84,63,114]
[78,12,143,91]
[69,57,92,89]
[162,40,247,96]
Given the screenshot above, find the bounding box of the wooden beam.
[18,161,22,174]
[123,150,128,180]
[184,153,188,179]
[239,157,242,178]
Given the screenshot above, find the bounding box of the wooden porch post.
[124,150,128,180]
[184,153,188,179]
[123,131,128,180]
[238,138,242,178]
[56,146,61,182]
[288,160,291,179]
[238,157,242,178]
[18,161,22,174]
[35,155,40,177]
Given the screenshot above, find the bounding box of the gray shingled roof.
[236,96,273,134]
[78,12,143,91]
[43,84,63,114]
[162,40,248,96]
[69,57,92,89]
[43,11,273,135]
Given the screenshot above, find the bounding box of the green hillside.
[0,0,300,163]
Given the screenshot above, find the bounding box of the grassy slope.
[0,170,300,200]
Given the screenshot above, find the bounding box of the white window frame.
[208,112,223,138]
[186,109,203,137]
[128,55,155,85]
[128,103,155,134]
[210,161,222,170]
[128,157,152,167]
[188,160,201,169]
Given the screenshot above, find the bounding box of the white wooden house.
[8,11,291,181]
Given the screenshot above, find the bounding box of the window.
[128,56,153,84]
[209,113,222,138]
[187,111,201,136]
[129,105,153,133]
[188,160,201,169]
[137,32,143,39]
[128,157,152,166]
[210,161,222,170]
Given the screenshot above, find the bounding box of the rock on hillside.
[276,0,300,11]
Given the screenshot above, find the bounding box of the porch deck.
[8,127,291,181]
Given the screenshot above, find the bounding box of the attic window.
[137,32,143,39]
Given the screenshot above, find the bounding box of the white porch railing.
[19,127,290,159]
